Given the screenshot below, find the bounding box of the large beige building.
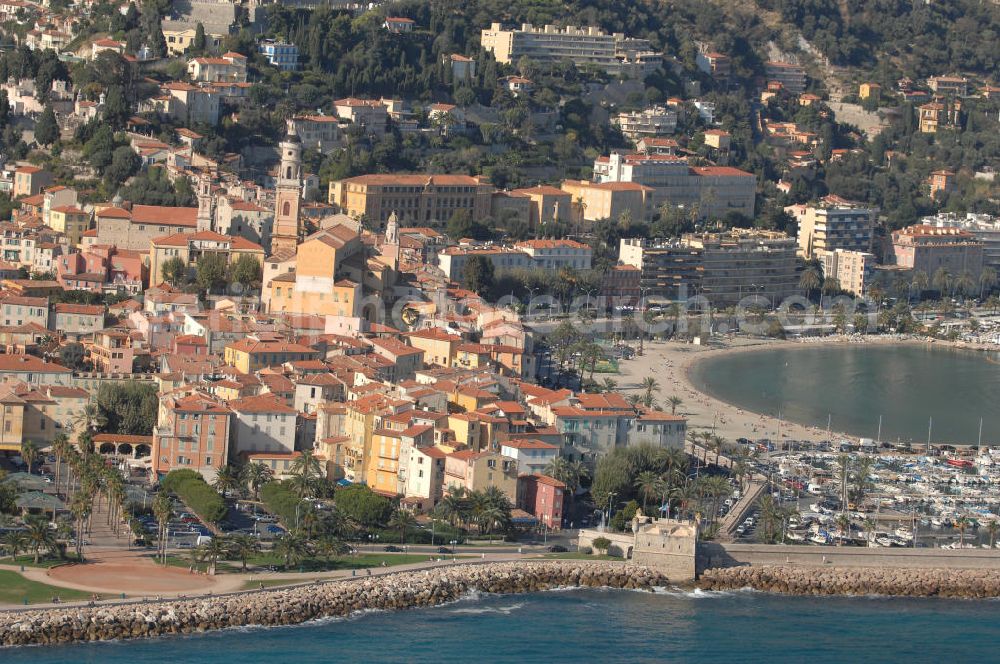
[149,230,264,287]
[823,249,875,296]
[480,23,661,77]
[613,106,678,142]
[329,174,494,227]
[591,153,756,220]
[560,180,653,226]
[786,198,876,259]
[94,204,199,251]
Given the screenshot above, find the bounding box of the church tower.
[383,210,400,271]
[196,171,214,232]
[271,122,303,255]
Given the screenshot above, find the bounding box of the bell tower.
[271,121,302,255]
[196,171,214,232]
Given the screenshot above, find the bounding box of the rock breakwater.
[0,561,667,647]
[701,565,1000,598]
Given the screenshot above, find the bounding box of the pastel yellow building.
[405,328,462,367]
[265,225,365,318]
[223,336,321,373]
[49,206,90,248]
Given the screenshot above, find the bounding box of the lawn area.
[2,554,81,569]
[154,552,476,575]
[243,552,468,572]
[0,569,93,605]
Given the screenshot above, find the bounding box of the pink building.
[517,473,566,530]
[891,225,984,282]
[152,391,232,480]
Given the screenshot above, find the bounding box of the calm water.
[5,589,999,663]
[688,344,1000,445]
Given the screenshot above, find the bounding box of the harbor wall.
[699,543,1000,571]
[0,561,667,648]
[700,564,1000,598]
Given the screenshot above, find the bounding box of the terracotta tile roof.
[230,393,297,414]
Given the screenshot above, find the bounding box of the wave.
[448,602,525,616]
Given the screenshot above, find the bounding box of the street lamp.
[606,492,618,530]
[449,539,457,562]
[368,533,379,552]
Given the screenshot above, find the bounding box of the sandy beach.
[615,336,940,445]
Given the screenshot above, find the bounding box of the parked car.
[437,546,453,554]
[383,545,403,552]
[547,545,568,553]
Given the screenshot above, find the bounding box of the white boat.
[876,536,894,547]
[785,531,805,542]
[809,533,829,545]
[894,527,914,541]
[930,518,944,528]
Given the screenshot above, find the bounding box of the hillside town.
[0,0,996,624]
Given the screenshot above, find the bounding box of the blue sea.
[6,588,999,663]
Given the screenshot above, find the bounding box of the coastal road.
[717,480,768,541]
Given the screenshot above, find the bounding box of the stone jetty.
[700,565,1000,598]
[0,561,667,647]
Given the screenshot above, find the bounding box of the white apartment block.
[613,106,678,142]
[786,198,877,259]
[480,23,661,77]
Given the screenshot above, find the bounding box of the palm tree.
[634,471,665,513]
[152,492,172,565]
[72,403,107,436]
[640,376,659,408]
[835,513,851,545]
[436,492,466,527]
[289,450,322,498]
[955,516,970,548]
[23,517,57,564]
[195,536,229,575]
[601,378,618,393]
[666,395,683,415]
[911,270,929,299]
[987,520,999,549]
[980,267,998,300]
[932,267,952,296]
[50,433,70,498]
[274,532,310,570]
[213,465,242,496]
[544,457,589,495]
[580,343,602,382]
[2,530,25,561]
[799,268,821,300]
[954,271,975,300]
[756,494,781,543]
[69,491,91,562]
[20,440,40,475]
[388,509,417,544]
[242,462,273,501]
[314,536,349,565]
[863,518,877,546]
[670,482,700,520]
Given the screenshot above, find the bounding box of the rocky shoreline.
[0,561,668,648]
[700,565,1000,598]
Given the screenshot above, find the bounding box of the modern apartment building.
[691,230,799,308]
[764,61,807,94]
[823,249,876,296]
[480,23,661,77]
[785,198,877,259]
[329,174,494,227]
[626,231,798,307]
[258,40,299,71]
[613,106,678,142]
[619,238,703,301]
